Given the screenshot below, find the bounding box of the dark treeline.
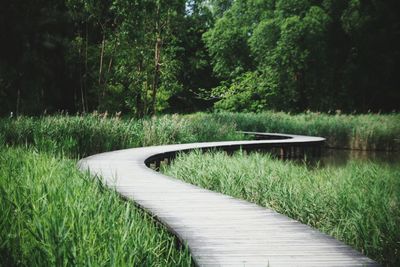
[0,0,399,116]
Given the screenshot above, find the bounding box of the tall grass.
[0,114,242,157]
[163,150,400,266]
[1,112,399,157]
[0,115,142,157]
[141,113,241,146]
[0,147,192,266]
[0,113,398,265]
[212,112,400,151]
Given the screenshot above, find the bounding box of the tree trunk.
[78,28,85,113]
[83,21,89,113]
[136,60,144,118]
[98,32,105,108]
[150,4,162,116]
[102,41,116,101]
[151,36,162,115]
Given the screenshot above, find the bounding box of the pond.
[307,148,400,168]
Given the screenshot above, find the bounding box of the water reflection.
[301,148,400,168]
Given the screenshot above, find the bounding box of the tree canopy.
[0,0,399,116]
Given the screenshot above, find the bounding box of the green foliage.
[1,0,399,115]
[0,147,192,266]
[170,0,218,112]
[203,0,263,79]
[204,0,400,112]
[0,0,216,116]
[212,72,272,112]
[163,151,400,265]
[65,0,187,115]
[206,0,332,111]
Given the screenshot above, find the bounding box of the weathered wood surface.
[78,133,379,266]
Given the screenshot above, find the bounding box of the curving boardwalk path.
[78,133,379,266]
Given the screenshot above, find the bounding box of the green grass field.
[0,147,192,266]
[0,112,399,158]
[163,150,400,266]
[0,112,399,265]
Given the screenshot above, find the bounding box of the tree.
[167,0,217,113]
[105,0,185,116]
[0,0,74,115]
[204,0,400,112]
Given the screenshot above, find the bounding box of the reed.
[0,113,242,157]
[163,150,400,266]
[1,112,398,158]
[211,111,400,151]
[0,147,192,266]
[0,112,398,265]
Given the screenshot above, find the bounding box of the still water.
[308,148,400,168]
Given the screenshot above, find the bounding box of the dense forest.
[0,0,399,116]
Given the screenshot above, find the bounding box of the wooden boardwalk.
[78,133,379,266]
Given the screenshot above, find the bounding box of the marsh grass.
[212,112,400,151]
[0,111,398,265]
[0,147,192,266]
[141,113,241,146]
[163,150,400,266]
[0,114,243,157]
[0,112,398,157]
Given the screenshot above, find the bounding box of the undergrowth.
[163,150,400,266]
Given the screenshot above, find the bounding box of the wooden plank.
[78,133,380,267]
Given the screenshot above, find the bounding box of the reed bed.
[211,112,400,151]
[0,147,192,266]
[163,150,400,266]
[0,112,398,158]
[0,114,242,157]
[0,111,398,265]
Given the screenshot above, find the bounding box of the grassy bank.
[163,151,400,266]
[0,112,399,157]
[0,114,242,157]
[0,147,192,266]
[210,112,400,151]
